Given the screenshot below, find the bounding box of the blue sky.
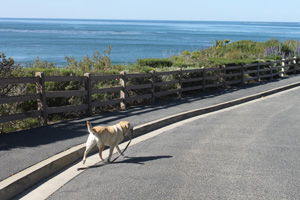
[1,0,300,22]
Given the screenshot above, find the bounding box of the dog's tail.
[86,121,95,134]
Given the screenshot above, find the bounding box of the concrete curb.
[1,81,300,200]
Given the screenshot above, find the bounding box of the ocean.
[0,18,300,65]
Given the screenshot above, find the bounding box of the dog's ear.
[120,121,130,130]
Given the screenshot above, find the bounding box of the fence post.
[202,67,206,92]
[223,66,227,88]
[270,63,274,80]
[177,68,182,98]
[281,58,285,77]
[241,64,245,84]
[84,73,92,116]
[257,63,260,82]
[293,57,297,74]
[150,71,156,104]
[35,72,47,126]
[120,71,127,109]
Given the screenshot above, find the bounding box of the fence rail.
[1,57,299,125]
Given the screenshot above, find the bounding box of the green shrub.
[64,45,113,75]
[137,58,173,68]
[172,62,197,68]
[181,50,191,58]
[207,57,258,67]
[224,50,243,60]
[0,52,23,78]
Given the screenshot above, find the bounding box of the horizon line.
[0,17,299,24]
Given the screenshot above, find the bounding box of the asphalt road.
[47,86,300,199]
[2,76,300,182]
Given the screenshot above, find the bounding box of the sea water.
[0,18,300,65]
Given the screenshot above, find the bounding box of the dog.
[82,121,131,164]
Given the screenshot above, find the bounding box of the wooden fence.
[0,58,299,126]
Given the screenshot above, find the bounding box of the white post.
[281,58,285,77]
[120,71,127,109]
[293,57,297,74]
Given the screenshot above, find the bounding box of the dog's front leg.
[107,146,115,163]
[116,145,124,156]
[98,144,105,162]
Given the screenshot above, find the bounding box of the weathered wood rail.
[1,58,299,125]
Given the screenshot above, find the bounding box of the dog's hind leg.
[116,145,124,156]
[82,134,97,164]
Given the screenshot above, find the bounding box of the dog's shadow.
[77,155,172,171]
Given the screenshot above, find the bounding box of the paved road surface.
[1,76,300,182]
[47,86,300,199]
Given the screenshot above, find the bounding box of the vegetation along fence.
[0,58,299,126]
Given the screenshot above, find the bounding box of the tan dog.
[82,121,131,164]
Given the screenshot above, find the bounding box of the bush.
[137,58,173,68]
[224,50,243,60]
[207,57,258,67]
[172,62,197,68]
[64,45,113,75]
[0,52,23,78]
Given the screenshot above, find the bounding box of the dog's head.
[119,121,131,136]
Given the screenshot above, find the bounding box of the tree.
[0,52,22,97]
[0,52,20,78]
[0,53,25,133]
